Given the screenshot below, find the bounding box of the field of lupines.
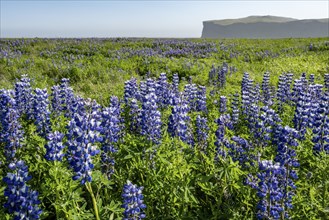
[0,38,329,220]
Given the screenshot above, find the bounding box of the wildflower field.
[0,37,329,220]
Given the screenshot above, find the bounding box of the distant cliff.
[202,16,329,39]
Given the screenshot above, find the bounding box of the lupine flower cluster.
[261,72,272,106]
[325,74,329,91]
[101,96,124,179]
[156,73,171,107]
[3,160,42,219]
[168,96,193,145]
[124,78,139,104]
[218,64,227,88]
[33,88,51,138]
[231,93,240,125]
[122,180,147,220]
[312,92,329,153]
[219,96,227,113]
[196,85,207,112]
[225,136,255,168]
[171,73,180,97]
[67,99,102,184]
[195,115,209,152]
[214,114,231,160]
[293,88,311,139]
[50,85,62,116]
[44,131,65,161]
[14,74,33,118]
[183,83,198,111]
[59,78,75,117]
[0,89,24,159]
[274,126,299,217]
[241,72,252,115]
[140,91,162,145]
[255,160,286,220]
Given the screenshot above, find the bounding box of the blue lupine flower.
[101,96,124,179]
[171,73,180,97]
[254,106,278,148]
[218,64,228,88]
[122,180,147,220]
[124,78,139,104]
[33,88,51,138]
[195,115,209,152]
[140,91,162,145]
[168,96,194,145]
[225,136,255,168]
[67,99,102,184]
[274,125,299,218]
[241,72,252,115]
[196,85,207,112]
[14,74,33,118]
[308,84,324,129]
[183,84,198,111]
[3,160,42,220]
[312,92,329,153]
[44,131,65,161]
[231,93,240,125]
[59,78,75,118]
[219,96,227,113]
[256,160,285,220]
[128,98,142,133]
[293,88,310,139]
[214,114,231,160]
[138,81,147,102]
[50,85,62,116]
[325,74,329,91]
[156,73,171,107]
[261,72,272,106]
[208,64,217,84]
[309,74,315,84]
[0,89,24,159]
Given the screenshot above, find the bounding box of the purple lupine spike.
[293,87,311,139]
[183,83,198,111]
[50,85,62,116]
[255,160,285,220]
[124,78,139,104]
[0,89,24,159]
[261,72,272,106]
[156,73,171,108]
[312,92,329,153]
[195,115,209,152]
[140,91,162,145]
[168,95,193,145]
[231,93,240,126]
[220,96,227,114]
[33,88,51,138]
[241,72,252,115]
[225,136,255,168]
[14,74,33,118]
[100,96,124,179]
[274,126,300,218]
[67,99,102,185]
[3,160,42,219]
[196,85,207,112]
[214,114,231,161]
[45,131,65,161]
[172,73,180,97]
[324,74,329,91]
[122,180,147,220]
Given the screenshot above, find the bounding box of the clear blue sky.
[1,0,328,38]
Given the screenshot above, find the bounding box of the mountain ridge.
[202,16,329,38]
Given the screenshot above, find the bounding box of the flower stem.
[86,182,100,220]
